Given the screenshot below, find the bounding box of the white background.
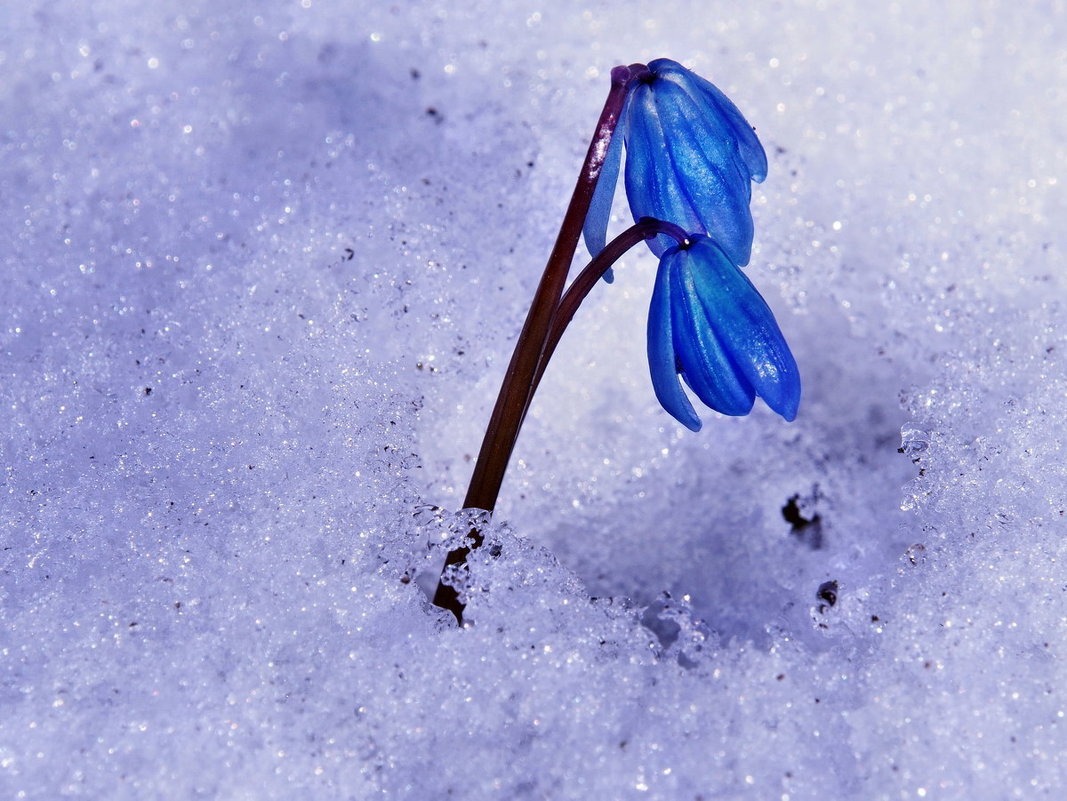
[2,1,1065,798]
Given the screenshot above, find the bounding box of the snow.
[2,1,1065,798]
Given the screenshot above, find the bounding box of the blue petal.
[669,248,756,417]
[649,58,768,183]
[582,100,627,283]
[646,250,701,431]
[624,84,702,257]
[651,79,755,267]
[650,78,750,202]
[686,237,801,421]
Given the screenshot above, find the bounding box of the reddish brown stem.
[432,218,685,622]
[433,64,652,622]
[530,218,687,397]
[462,65,645,514]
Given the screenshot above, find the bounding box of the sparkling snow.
[2,2,1065,798]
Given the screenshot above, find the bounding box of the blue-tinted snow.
[2,2,1065,798]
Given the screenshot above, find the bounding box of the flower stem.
[431,215,683,618]
[463,64,645,514]
[433,64,650,622]
[530,218,687,397]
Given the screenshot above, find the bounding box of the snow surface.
[2,1,1066,798]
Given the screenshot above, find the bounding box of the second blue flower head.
[648,235,800,430]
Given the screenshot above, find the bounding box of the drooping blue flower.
[584,58,768,266]
[647,235,799,431]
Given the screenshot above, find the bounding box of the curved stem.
[530,218,687,397]
[433,219,684,621]
[433,65,657,623]
[461,64,646,516]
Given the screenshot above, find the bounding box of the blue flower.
[584,58,768,266]
[647,235,799,431]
